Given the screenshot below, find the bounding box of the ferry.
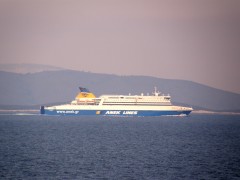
[40,87,193,116]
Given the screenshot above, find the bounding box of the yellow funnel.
[75,87,96,99]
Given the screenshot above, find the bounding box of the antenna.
[153,86,160,96]
[154,86,157,93]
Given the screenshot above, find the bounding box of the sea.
[0,114,240,179]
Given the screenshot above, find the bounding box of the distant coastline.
[1,70,240,112]
[0,109,39,115]
[192,110,240,115]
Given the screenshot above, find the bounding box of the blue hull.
[40,107,191,117]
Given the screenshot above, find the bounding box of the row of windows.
[102,102,171,104]
[102,103,172,106]
[106,96,170,100]
[103,100,170,103]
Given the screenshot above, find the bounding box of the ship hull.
[41,106,192,116]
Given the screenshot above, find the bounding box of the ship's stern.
[40,106,45,114]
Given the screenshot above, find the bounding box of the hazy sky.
[0,0,240,93]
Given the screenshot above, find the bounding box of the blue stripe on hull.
[41,109,191,116]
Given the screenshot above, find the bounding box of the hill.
[0,63,65,74]
[0,70,239,112]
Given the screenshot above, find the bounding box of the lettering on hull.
[123,111,138,115]
[105,111,121,115]
[105,111,138,115]
[56,110,79,114]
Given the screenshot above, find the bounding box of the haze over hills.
[0,63,65,74]
[0,68,239,112]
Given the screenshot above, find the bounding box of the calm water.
[0,114,240,179]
